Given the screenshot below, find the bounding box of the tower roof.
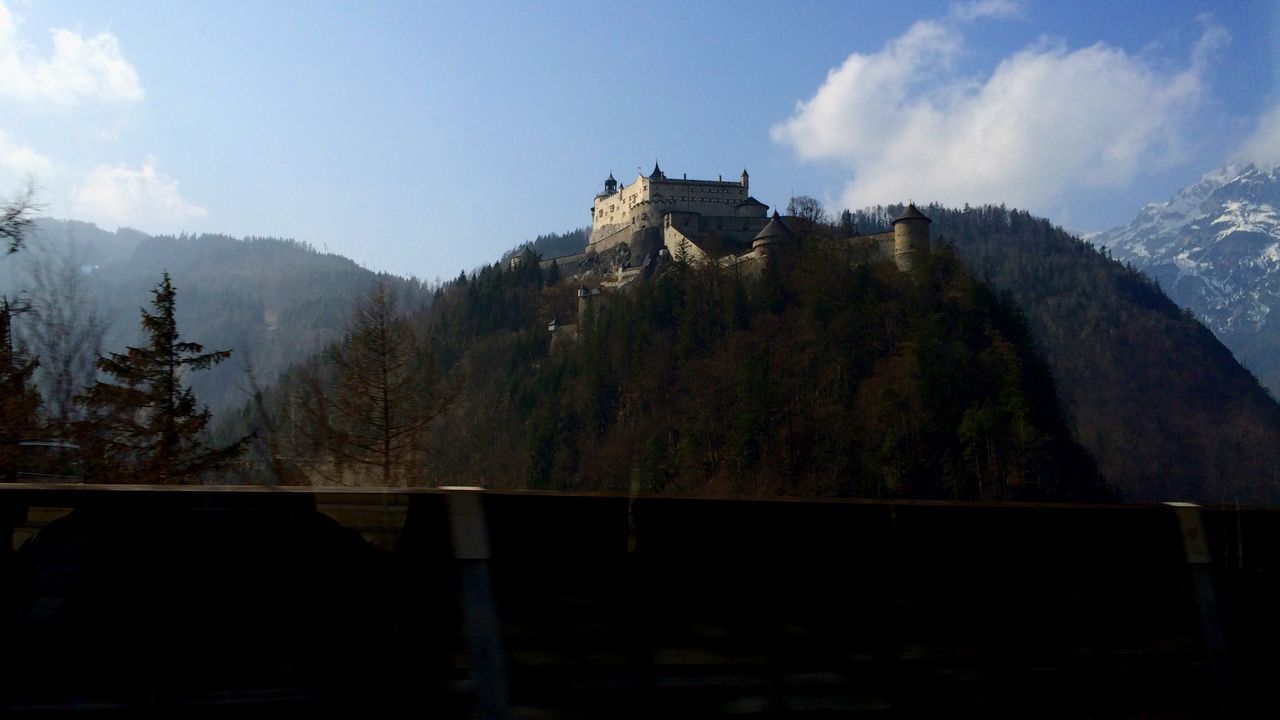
[891,203,931,225]
[753,210,794,247]
[649,162,665,180]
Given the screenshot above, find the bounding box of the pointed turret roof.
[892,203,930,225]
[752,210,794,248]
[649,162,665,180]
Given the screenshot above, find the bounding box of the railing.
[1,484,1272,718]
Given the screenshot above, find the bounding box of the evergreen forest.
[241,235,1108,501]
[851,205,1280,504]
[8,194,1280,504]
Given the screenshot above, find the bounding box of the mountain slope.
[247,241,1107,501]
[851,205,1280,504]
[1095,162,1280,393]
[1,221,430,416]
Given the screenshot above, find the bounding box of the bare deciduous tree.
[291,282,450,486]
[20,235,106,433]
[2,183,39,255]
[786,195,828,235]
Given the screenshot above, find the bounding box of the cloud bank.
[0,3,208,234]
[71,158,207,232]
[771,8,1227,214]
[0,1,143,105]
[0,130,55,179]
[1235,103,1280,168]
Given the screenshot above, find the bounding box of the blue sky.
[0,0,1276,278]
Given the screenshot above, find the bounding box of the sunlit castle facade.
[571,162,929,279]
[588,163,769,258]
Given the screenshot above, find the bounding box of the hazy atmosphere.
[0,0,1276,277]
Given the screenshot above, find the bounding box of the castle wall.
[849,232,897,263]
[663,224,710,263]
[590,172,754,252]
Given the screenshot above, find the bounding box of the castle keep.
[589,164,770,260]
[583,162,931,274]
[540,164,931,338]
[544,164,931,301]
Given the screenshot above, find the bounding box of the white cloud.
[71,157,207,231]
[1235,103,1280,168]
[0,129,55,178]
[950,0,1022,22]
[771,14,1227,215]
[0,1,143,105]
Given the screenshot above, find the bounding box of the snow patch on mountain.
[1095,161,1280,392]
[1211,201,1279,241]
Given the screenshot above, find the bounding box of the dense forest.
[235,203,1280,503]
[851,204,1280,504]
[234,234,1107,502]
[9,195,1280,504]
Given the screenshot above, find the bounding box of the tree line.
[2,189,445,485]
[237,216,1109,500]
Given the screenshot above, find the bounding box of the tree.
[292,282,449,485]
[0,297,41,482]
[2,182,38,255]
[19,237,106,433]
[839,209,856,237]
[786,195,828,234]
[78,273,242,482]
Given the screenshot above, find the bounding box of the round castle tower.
[891,203,931,272]
[752,211,793,254]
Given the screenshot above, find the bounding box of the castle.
[589,164,770,260]
[581,163,930,274]
[541,164,932,337]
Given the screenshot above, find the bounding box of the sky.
[0,0,1277,279]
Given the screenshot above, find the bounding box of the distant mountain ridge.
[1,219,430,417]
[1096,162,1280,392]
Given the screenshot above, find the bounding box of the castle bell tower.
[603,172,617,196]
[740,168,749,192]
[891,203,931,272]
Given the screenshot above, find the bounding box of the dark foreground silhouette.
[3,486,1278,718]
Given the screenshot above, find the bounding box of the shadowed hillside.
[851,204,1280,504]
[242,239,1107,502]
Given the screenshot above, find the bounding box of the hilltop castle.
[589,163,770,259]
[540,164,932,338]
[581,163,930,274]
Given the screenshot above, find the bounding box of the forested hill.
[243,240,1108,502]
[100,234,431,413]
[500,227,587,263]
[2,221,429,416]
[852,205,1280,504]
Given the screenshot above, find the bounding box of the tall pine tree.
[79,273,242,482]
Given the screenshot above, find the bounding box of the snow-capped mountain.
[1096,162,1280,393]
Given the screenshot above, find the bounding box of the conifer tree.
[293,282,449,485]
[0,297,41,482]
[78,273,242,482]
